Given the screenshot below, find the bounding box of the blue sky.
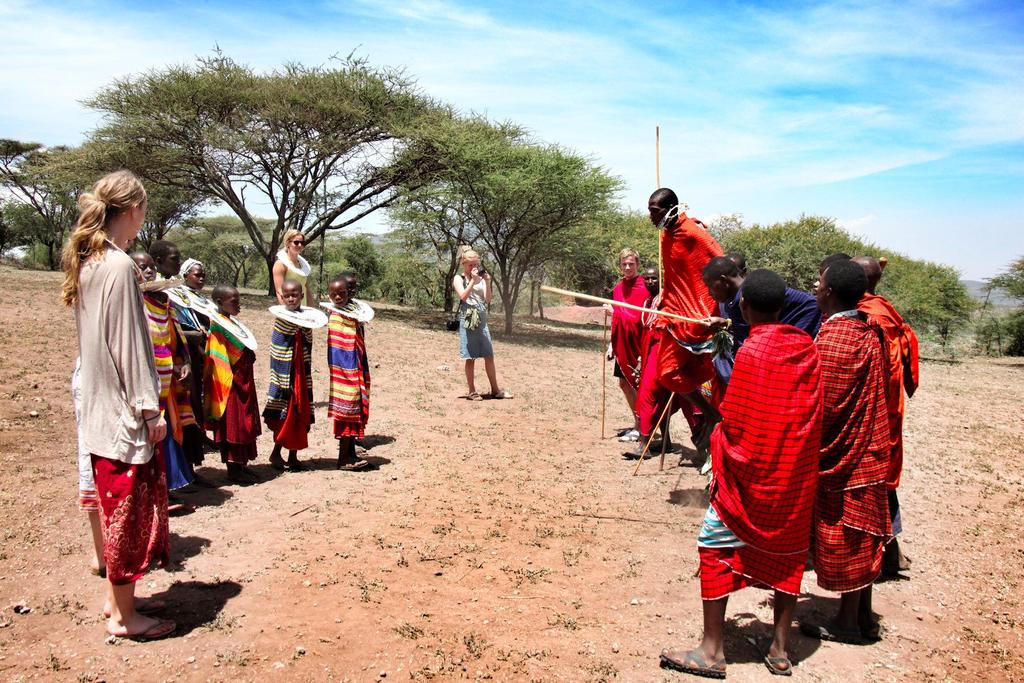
[2,0,1022,278]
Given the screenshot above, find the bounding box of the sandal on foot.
[286,461,306,472]
[489,389,513,399]
[799,621,866,645]
[659,647,726,679]
[108,618,176,642]
[764,654,793,676]
[338,459,369,471]
[269,457,286,472]
[90,566,107,579]
[467,392,483,401]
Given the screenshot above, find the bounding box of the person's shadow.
[150,579,243,637]
[667,487,710,508]
[716,606,825,667]
[164,534,212,574]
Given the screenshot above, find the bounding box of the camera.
[476,263,487,276]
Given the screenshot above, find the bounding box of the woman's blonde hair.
[281,229,305,250]
[460,248,480,265]
[618,247,640,266]
[61,170,147,307]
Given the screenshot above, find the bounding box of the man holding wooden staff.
[626,188,724,457]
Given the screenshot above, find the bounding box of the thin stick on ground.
[632,394,675,476]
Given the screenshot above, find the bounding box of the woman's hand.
[174,363,191,381]
[471,268,482,283]
[144,413,167,444]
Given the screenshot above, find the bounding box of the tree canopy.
[86,52,451,293]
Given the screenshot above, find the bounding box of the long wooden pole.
[601,310,608,439]
[655,125,661,187]
[632,394,675,476]
[656,126,664,305]
[540,285,722,327]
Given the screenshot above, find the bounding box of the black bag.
[445,282,463,331]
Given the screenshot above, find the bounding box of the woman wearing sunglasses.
[272,229,314,307]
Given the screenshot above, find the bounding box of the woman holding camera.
[453,248,511,400]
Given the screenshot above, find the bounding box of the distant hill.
[962,280,1021,308]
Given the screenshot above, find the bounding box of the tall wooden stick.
[632,394,675,476]
[540,286,720,326]
[655,125,661,187]
[659,394,673,471]
[656,125,664,303]
[601,310,608,439]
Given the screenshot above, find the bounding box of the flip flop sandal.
[491,389,513,399]
[799,621,867,645]
[108,618,176,642]
[764,654,794,676]
[338,459,369,471]
[467,392,483,401]
[659,648,726,679]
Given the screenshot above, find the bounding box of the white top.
[462,276,488,307]
[74,245,160,464]
[276,249,311,289]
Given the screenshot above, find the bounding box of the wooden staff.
[656,125,664,292]
[540,286,723,327]
[601,309,608,439]
[659,394,672,471]
[632,394,675,476]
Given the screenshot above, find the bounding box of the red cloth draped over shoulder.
[610,276,649,386]
[656,215,722,344]
[816,316,891,496]
[857,293,919,488]
[268,338,311,450]
[710,323,823,555]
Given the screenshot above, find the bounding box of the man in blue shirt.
[702,256,821,386]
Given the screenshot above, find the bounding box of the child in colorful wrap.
[264,280,315,471]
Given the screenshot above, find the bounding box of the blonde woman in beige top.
[62,170,175,641]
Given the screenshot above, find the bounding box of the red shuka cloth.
[814,315,892,592]
[92,451,170,585]
[857,293,920,488]
[209,348,261,462]
[635,298,702,435]
[266,336,311,450]
[709,324,822,591]
[610,275,649,387]
[656,215,722,394]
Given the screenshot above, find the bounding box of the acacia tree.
[0,140,78,270]
[402,117,621,333]
[390,188,478,312]
[86,53,449,294]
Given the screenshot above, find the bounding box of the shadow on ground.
[151,579,243,637]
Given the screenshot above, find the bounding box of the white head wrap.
[179,258,204,278]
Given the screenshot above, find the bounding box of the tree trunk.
[47,241,58,271]
[537,281,545,320]
[529,280,535,317]
[265,252,277,297]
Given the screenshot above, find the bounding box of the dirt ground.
[0,265,1021,682]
